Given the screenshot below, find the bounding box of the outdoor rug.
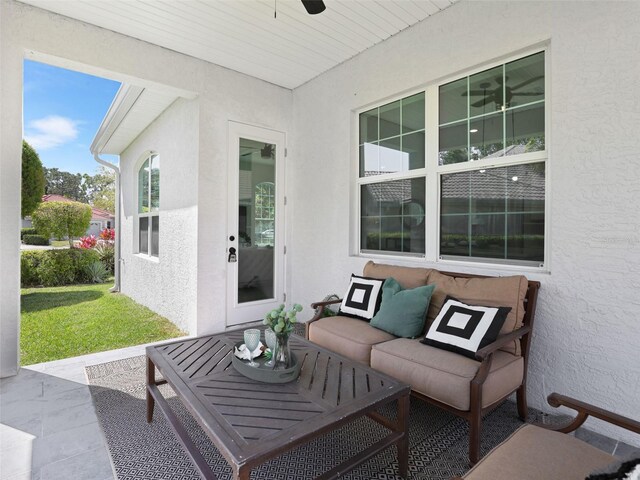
[87,355,543,480]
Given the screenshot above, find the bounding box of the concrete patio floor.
[0,338,189,480]
[2,337,638,480]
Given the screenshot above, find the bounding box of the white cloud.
[24,115,79,150]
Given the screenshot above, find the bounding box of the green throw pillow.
[370,277,436,338]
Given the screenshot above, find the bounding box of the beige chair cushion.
[363,261,432,289]
[426,270,528,355]
[370,338,523,411]
[308,316,396,365]
[463,424,616,480]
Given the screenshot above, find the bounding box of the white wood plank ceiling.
[19,0,459,89]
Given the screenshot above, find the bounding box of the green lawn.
[21,282,185,365]
[50,240,71,247]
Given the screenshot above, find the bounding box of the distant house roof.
[42,194,114,220]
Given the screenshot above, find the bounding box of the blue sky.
[23,60,121,175]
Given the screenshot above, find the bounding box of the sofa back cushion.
[363,261,432,289]
[426,270,528,355]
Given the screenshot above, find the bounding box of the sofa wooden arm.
[306,298,342,339]
[474,326,532,361]
[541,392,640,435]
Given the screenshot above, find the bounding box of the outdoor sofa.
[305,261,540,464]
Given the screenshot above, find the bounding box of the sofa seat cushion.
[426,270,528,355]
[370,338,523,411]
[308,316,396,365]
[463,424,616,480]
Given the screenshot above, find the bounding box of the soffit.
[19,0,458,89]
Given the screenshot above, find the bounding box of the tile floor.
[2,339,639,480]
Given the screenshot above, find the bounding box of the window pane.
[440,163,544,262]
[361,178,425,254]
[469,112,504,160]
[402,93,425,134]
[360,143,379,177]
[506,103,544,155]
[379,136,404,174]
[139,216,148,254]
[439,78,467,124]
[379,100,401,139]
[150,154,160,212]
[469,65,503,117]
[359,107,378,144]
[439,120,468,165]
[138,159,149,213]
[505,52,544,108]
[151,215,159,257]
[403,131,425,170]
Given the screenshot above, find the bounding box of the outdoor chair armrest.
[541,392,640,435]
[474,326,531,361]
[305,298,343,339]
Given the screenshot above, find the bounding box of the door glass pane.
[139,217,148,254]
[151,215,159,257]
[469,112,503,160]
[238,138,275,304]
[379,100,401,139]
[468,65,503,117]
[506,103,545,154]
[138,159,149,213]
[505,52,545,108]
[439,78,467,125]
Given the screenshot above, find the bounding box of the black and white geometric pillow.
[338,275,385,320]
[421,296,511,359]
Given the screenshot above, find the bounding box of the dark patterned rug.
[87,355,541,480]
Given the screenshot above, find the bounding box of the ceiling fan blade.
[301,0,326,14]
[463,90,492,97]
[511,92,542,96]
[471,97,494,108]
[511,76,544,91]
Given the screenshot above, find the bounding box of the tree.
[21,140,46,218]
[32,201,92,247]
[43,167,88,202]
[89,166,116,213]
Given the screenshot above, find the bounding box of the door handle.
[228,247,237,263]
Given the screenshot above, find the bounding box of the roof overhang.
[91,84,194,155]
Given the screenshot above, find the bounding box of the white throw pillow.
[338,275,384,320]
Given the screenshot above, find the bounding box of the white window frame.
[134,151,160,259]
[353,45,550,272]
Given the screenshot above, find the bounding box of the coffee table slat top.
[147,332,410,468]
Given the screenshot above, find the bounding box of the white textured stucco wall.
[119,99,199,334]
[0,0,292,374]
[290,1,640,446]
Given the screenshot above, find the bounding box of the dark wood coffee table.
[146,331,410,480]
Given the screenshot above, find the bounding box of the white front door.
[226,122,286,327]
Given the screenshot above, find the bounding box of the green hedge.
[23,234,50,246]
[21,248,100,287]
[21,227,38,239]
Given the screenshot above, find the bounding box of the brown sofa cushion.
[370,338,523,411]
[463,424,616,480]
[363,261,432,289]
[426,270,528,355]
[308,316,396,365]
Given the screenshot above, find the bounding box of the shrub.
[21,227,38,240]
[23,234,50,246]
[85,261,108,283]
[20,251,42,286]
[20,248,100,287]
[78,235,98,249]
[95,242,115,274]
[21,140,45,218]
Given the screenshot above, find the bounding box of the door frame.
[226,121,287,327]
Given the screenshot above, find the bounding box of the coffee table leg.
[146,356,156,423]
[397,394,410,479]
[234,465,250,480]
